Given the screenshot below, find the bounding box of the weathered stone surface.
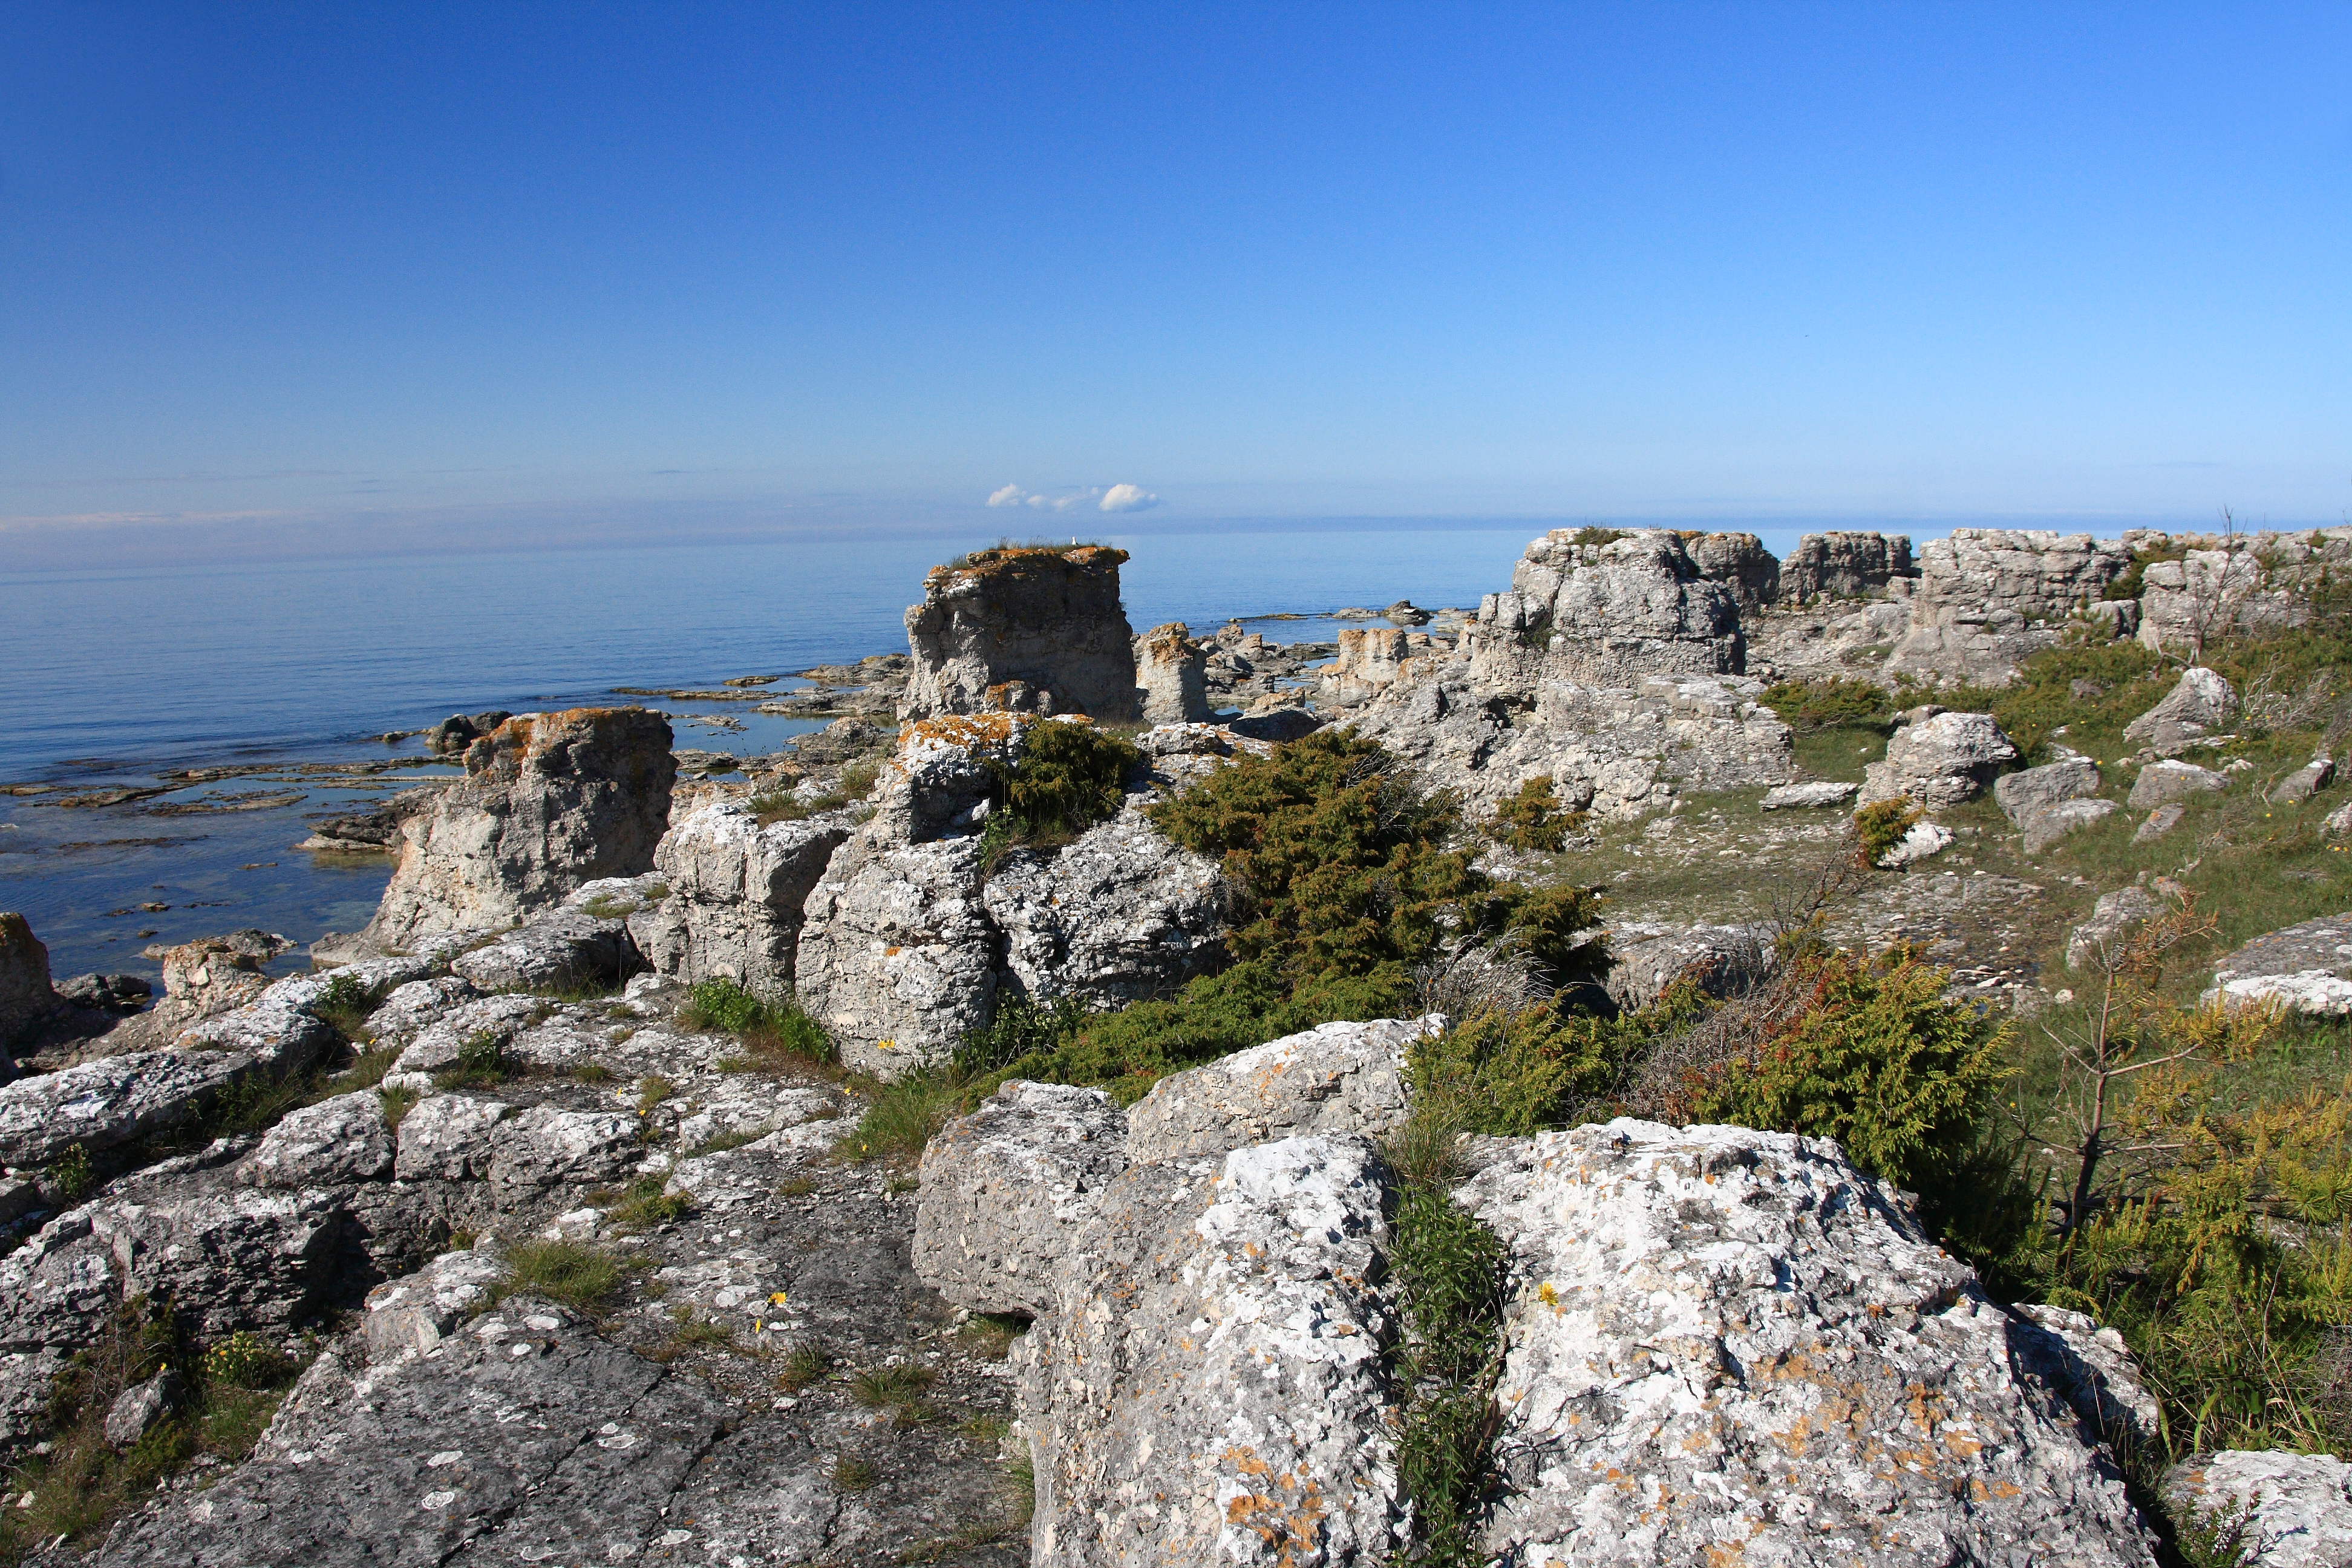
[1320,626,1429,707]
[2208,913,2352,1016]
[1879,817,1957,867]
[901,544,1140,723]
[914,1080,1129,1315]
[2067,885,2168,971]
[2022,797,2119,854]
[2124,666,2239,756]
[393,1093,516,1181]
[389,993,543,1075]
[361,1245,508,1361]
[87,1186,343,1336]
[1860,710,2020,807]
[55,972,152,1014]
[1223,705,1324,743]
[238,1090,394,1187]
[2009,1303,2161,1448]
[2129,757,2230,809]
[2273,756,2336,805]
[1476,528,1745,682]
[1780,530,1913,602]
[1122,1016,1438,1165]
[1887,529,2134,684]
[2133,531,2352,656]
[1135,621,1211,723]
[0,1050,259,1168]
[1458,1120,2155,1567]
[448,905,635,995]
[1,911,59,1048]
[794,835,997,1076]
[1684,530,1780,610]
[98,929,293,1051]
[486,1105,642,1200]
[1602,923,1770,1010]
[1018,1135,1402,1567]
[2164,1449,2352,1568]
[1997,756,2104,824]
[98,1299,731,1568]
[1761,780,1858,809]
[982,812,1226,1007]
[863,711,1030,846]
[364,975,483,1047]
[365,707,676,946]
[105,1369,183,1449]
[626,800,855,990]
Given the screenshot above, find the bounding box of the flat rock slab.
[2022,797,2118,854]
[1761,781,1858,810]
[2128,759,2229,810]
[2209,913,2352,1014]
[0,1049,257,1168]
[1996,756,2103,825]
[1122,1014,1439,1164]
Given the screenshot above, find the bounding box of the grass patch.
[849,1361,936,1410]
[839,1066,969,1163]
[311,972,379,1042]
[754,759,881,825]
[677,978,838,1073]
[634,1074,674,1116]
[377,1083,421,1128]
[604,1174,692,1232]
[494,1240,639,1315]
[573,1060,614,1084]
[776,1340,831,1393]
[687,1125,769,1157]
[42,1143,96,1204]
[432,1030,511,1091]
[955,1313,1028,1361]
[831,1454,880,1493]
[653,1307,735,1360]
[776,1175,819,1198]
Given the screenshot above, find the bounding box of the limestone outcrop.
[2207,912,2352,1015]
[1780,529,1915,601]
[1133,621,1210,722]
[1121,1014,1437,1163]
[621,800,855,990]
[364,708,676,946]
[1887,529,2135,684]
[2135,528,2352,656]
[2164,1449,2352,1568]
[0,912,59,1054]
[1472,528,1745,682]
[900,544,1140,722]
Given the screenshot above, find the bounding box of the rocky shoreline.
[2,527,2350,1564]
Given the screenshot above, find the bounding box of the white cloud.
[985,483,1027,508]
[1097,483,1160,514]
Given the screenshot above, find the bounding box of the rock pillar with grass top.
[901,543,1141,723]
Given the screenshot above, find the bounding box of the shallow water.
[4,523,1639,979]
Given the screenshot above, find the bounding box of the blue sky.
[3,4,2348,561]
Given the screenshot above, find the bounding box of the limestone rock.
[626,800,855,990]
[1887,530,2134,684]
[2008,1303,2161,1448]
[389,993,543,1075]
[2207,913,2352,1016]
[2022,797,2119,854]
[792,835,997,1076]
[913,1080,1129,1315]
[2135,534,2347,655]
[55,973,152,1014]
[0,1050,263,1168]
[393,1093,516,1181]
[2164,1450,2352,1568]
[364,976,484,1048]
[863,711,1030,846]
[105,1368,183,1449]
[2273,757,2336,805]
[901,544,1140,722]
[2067,886,2168,971]
[448,906,636,995]
[0,912,60,1050]
[1222,705,1323,743]
[87,1186,344,1336]
[2134,803,2187,842]
[1780,531,1914,602]
[1762,780,1858,809]
[2124,667,2239,756]
[1122,1016,1439,1165]
[362,1246,509,1361]
[365,708,676,946]
[1459,1120,2155,1567]
[2128,758,2230,809]
[1018,1135,1402,1566]
[1134,622,1210,723]
[982,812,1227,1007]
[1860,710,2020,807]
[1997,756,2104,824]
[238,1090,395,1187]
[1878,817,1957,867]
[1602,923,1771,1010]
[1683,530,1780,610]
[1481,528,1745,682]
[486,1105,642,1200]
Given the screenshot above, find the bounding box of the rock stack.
[900,543,1141,722]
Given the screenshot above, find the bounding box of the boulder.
[982,813,1227,1007]
[393,1094,516,1181]
[913,1080,1129,1315]
[2134,803,2187,842]
[485,1106,642,1201]
[1478,529,1745,682]
[0,912,60,1048]
[87,1186,344,1335]
[105,1368,183,1449]
[364,976,485,1048]
[791,716,890,765]
[900,544,1141,723]
[364,708,676,946]
[793,836,998,1076]
[863,711,1030,846]
[2008,1303,2161,1448]
[2066,886,2168,971]
[1320,626,1419,707]
[1602,923,1771,1010]
[1761,780,1859,809]
[422,709,513,756]
[448,906,635,995]
[2022,797,2119,855]
[2137,541,2324,656]
[1860,711,2019,807]
[1878,817,1957,867]
[625,800,854,991]
[1134,622,1211,723]
[1221,706,1323,743]
[2163,1450,2352,1568]
[1779,531,1914,602]
[1017,1135,1403,1566]
[238,1090,396,1187]
[2128,759,2229,810]
[298,786,440,854]
[100,929,293,1051]
[1683,530,1780,610]
[2207,913,2352,1016]
[1996,756,2103,825]
[54,972,152,1014]
[2123,667,2239,755]
[2272,757,2336,805]
[1458,1120,2155,1567]
[1122,1016,1439,1165]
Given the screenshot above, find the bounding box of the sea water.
[0,522,1817,978]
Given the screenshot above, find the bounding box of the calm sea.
[1,523,1820,979]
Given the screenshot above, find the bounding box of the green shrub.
[312,972,377,1040]
[45,1143,96,1203]
[201,1333,289,1391]
[951,993,1094,1079]
[977,722,1142,870]
[1406,991,1697,1138]
[1489,775,1586,852]
[1569,525,1626,549]
[2103,542,2189,601]
[1759,676,1895,734]
[1685,945,2010,1202]
[433,1030,511,1091]
[754,758,882,824]
[1851,799,1921,865]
